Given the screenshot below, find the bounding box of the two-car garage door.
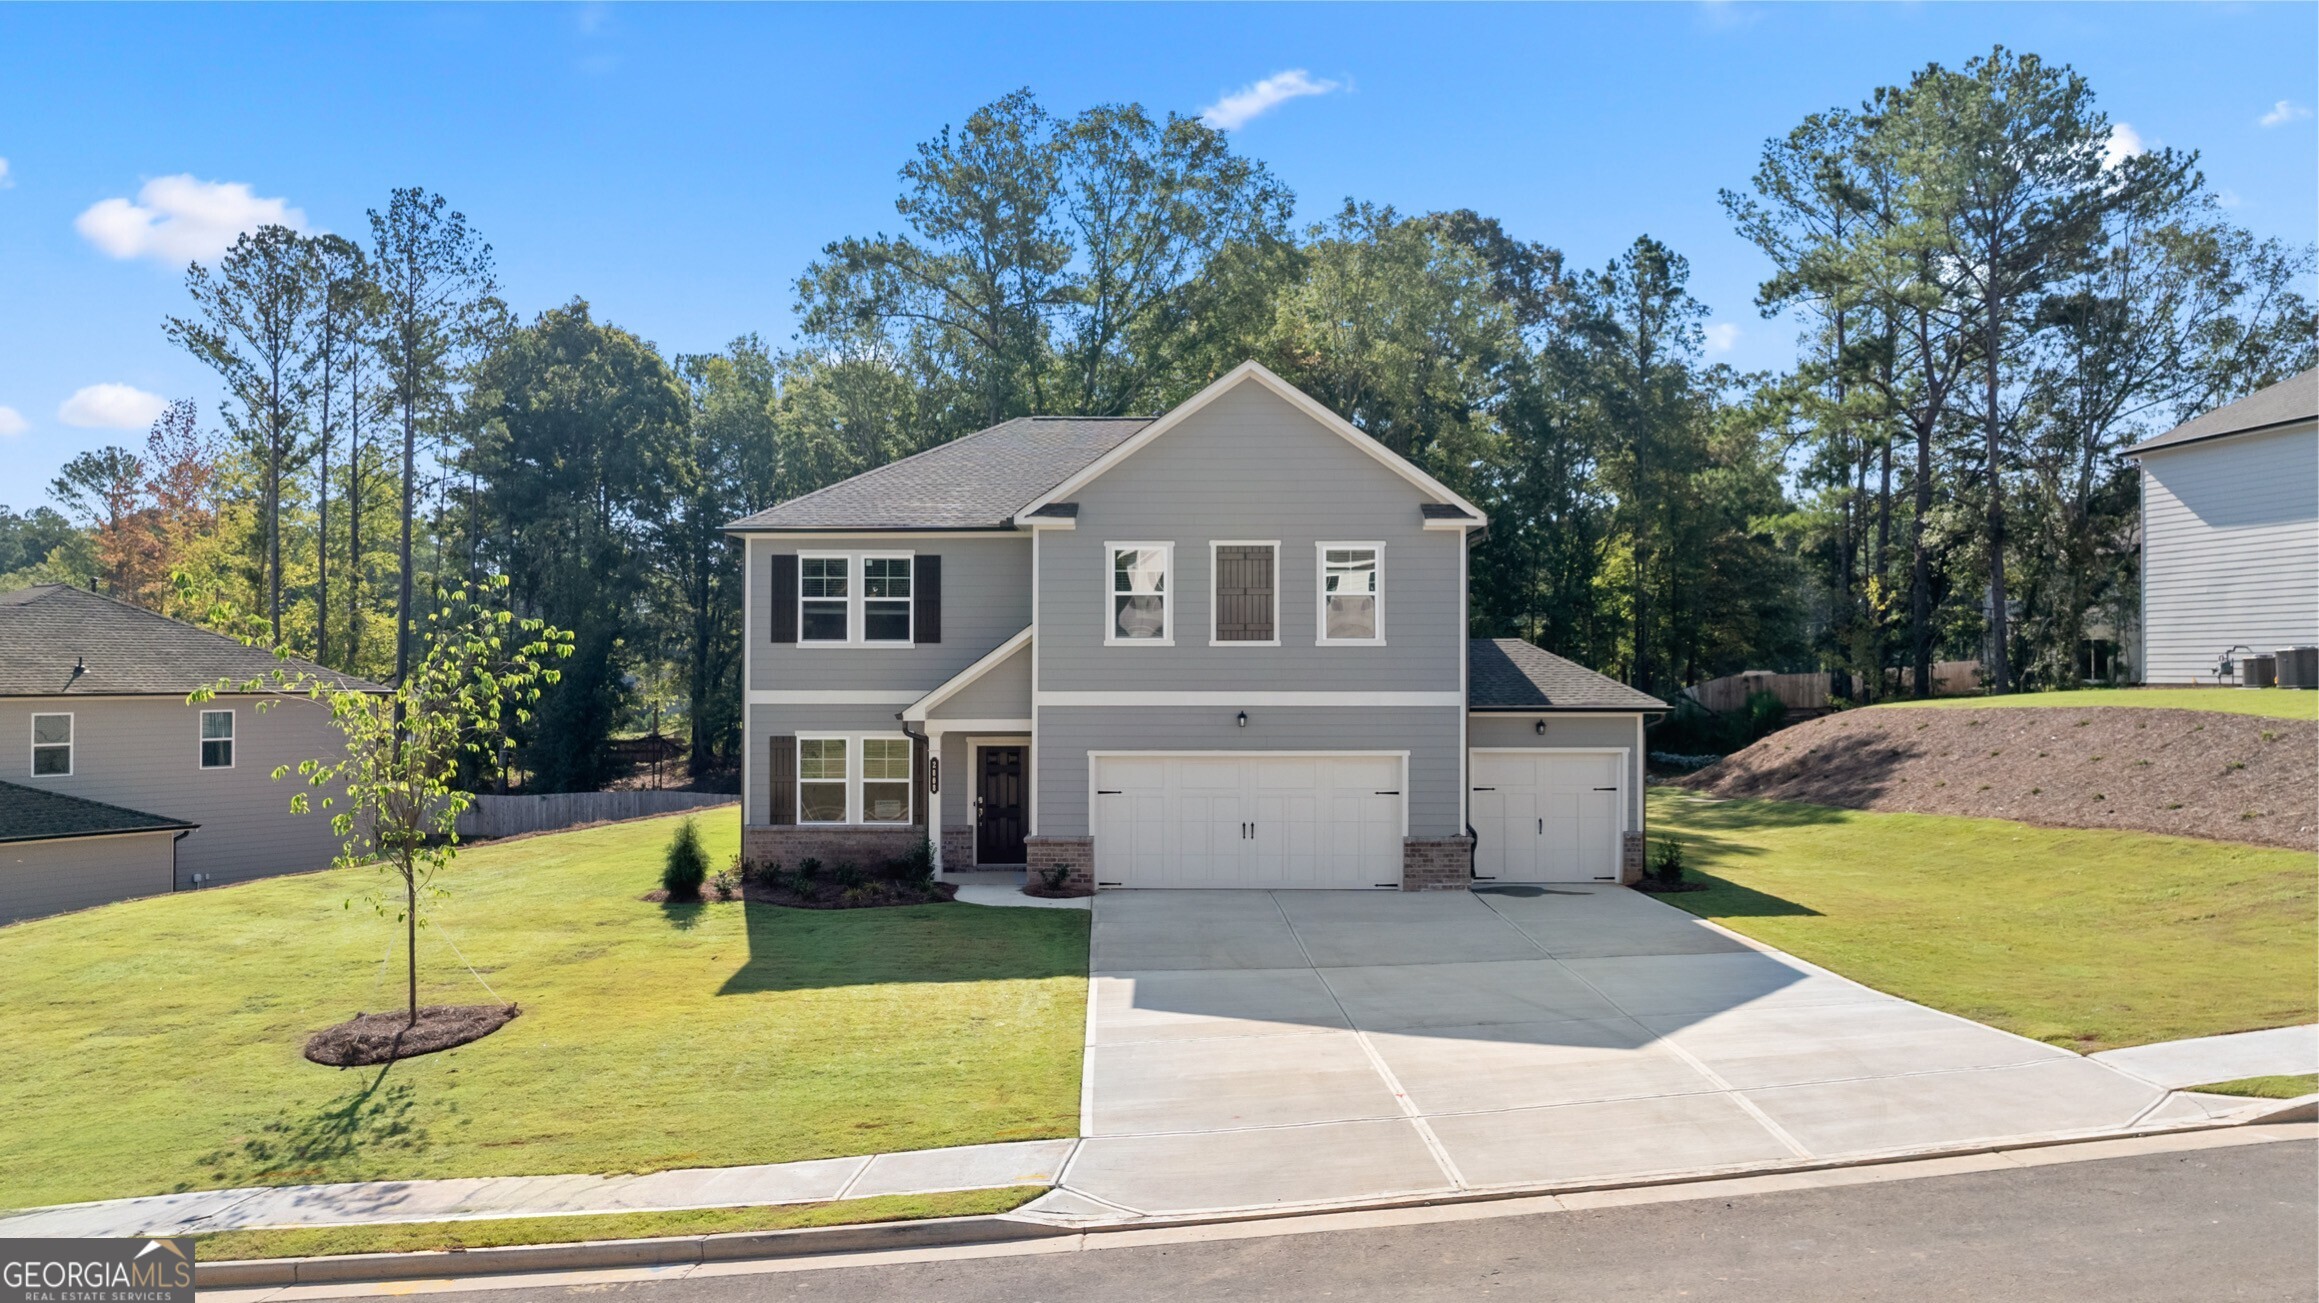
[1091,754,1404,889]
[1470,751,1625,882]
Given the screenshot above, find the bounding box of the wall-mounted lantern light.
[1237,711,1249,728]
[1535,719,1547,735]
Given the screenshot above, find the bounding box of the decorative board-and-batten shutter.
[768,735,796,825]
[1215,546,1275,641]
[769,554,798,643]
[915,555,941,644]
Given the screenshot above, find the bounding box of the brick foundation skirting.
[1023,836,1095,891]
[939,825,975,874]
[743,826,925,874]
[1402,836,1474,891]
[1620,831,1647,885]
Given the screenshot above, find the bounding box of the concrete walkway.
[2091,1025,2319,1089]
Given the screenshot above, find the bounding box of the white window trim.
[1105,541,1175,647]
[858,735,917,826]
[200,708,236,770]
[796,551,917,649]
[1315,541,1386,646]
[794,732,916,827]
[29,711,72,777]
[1207,539,1281,648]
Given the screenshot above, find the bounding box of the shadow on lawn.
[193,1064,432,1191]
[717,897,1087,996]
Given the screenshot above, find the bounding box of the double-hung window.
[862,557,913,644]
[1108,543,1172,645]
[200,709,235,768]
[861,738,912,823]
[30,713,71,776]
[800,556,851,642]
[1318,544,1383,644]
[797,737,849,823]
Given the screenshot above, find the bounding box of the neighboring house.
[727,361,1666,892]
[2124,368,2319,685]
[0,584,384,923]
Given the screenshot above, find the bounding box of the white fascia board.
[1038,690,1464,708]
[901,626,1034,722]
[924,718,1036,736]
[749,690,924,705]
[1010,361,1490,527]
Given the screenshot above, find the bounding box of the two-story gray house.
[727,362,1665,892]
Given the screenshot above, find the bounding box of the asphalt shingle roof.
[725,416,1154,531]
[0,585,387,697]
[2123,368,2319,456]
[1469,638,1668,712]
[0,779,195,843]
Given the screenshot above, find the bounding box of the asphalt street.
[330,1138,2317,1303]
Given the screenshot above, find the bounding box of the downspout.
[170,828,192,893]
[900,717,932,865]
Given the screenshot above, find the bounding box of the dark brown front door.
[975,746,1027,866]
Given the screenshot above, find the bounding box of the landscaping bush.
[833,861,866,890]
[890,838,935,886]
[1650,837,1686,886]
[798,857,822,881]
[661,818,708,901]
[1038,864,1071,893]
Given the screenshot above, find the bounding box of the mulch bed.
[1631,879,1713,894]
[645,880,956,909]
[1679,706,2317,850]
[1022,884,1095,899]
[305,1004,520,1067]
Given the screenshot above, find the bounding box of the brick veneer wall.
[1024,835,1094,891]
[1402,836,1474,891]
[940,825,974,874]
[743,826,923,874]
[1620,831,1646,885]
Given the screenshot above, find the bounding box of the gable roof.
[1013,362,1488,528]
[0,780,196,844]
[0,585,387,697]
[902,626,1032,722]
[725,416,1152,532]
[1468,638,1667,712]
[2123,367,2319,457]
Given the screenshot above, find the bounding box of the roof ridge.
[738,417,1046,519]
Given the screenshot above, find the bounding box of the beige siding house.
[0,584,384,922]
[2126,369,2319,684]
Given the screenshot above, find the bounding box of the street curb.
[191,1115,2317,1289]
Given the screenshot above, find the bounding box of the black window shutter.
[769,554,798,643]
[915,555,941,644]
[769,735,796,825]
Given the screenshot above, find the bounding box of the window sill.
[1315,638,1388,648]
[796,641,917,650]
[1104,639,1176,648]
[1208,639,1283,648]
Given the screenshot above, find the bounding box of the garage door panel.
[1471,750,1627,883]
[1093,754,1403,890]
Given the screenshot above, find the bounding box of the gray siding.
[1037,704,1465,838]
[1035,382,1467,693]
[743,703,922,827]
[1468,713,1647,830]
[746,534,1030,694]
[0,829,179,925]
[4,694,351,887]
[2138,424,2319,683]
[930,639,1031,720]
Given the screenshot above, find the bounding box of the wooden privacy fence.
[456,791,737,840]
[1886,660,1986,697]
[1683,670,1833,715]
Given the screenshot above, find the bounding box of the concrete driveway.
[1047,886,2189,1218]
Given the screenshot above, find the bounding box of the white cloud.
[2259,100,2311,127]
[75,175,308,264]
[57,383,168,430]
[1200,70,1342,131]
[2101,123,2147,170]
[1704,322,1740,355]
[2216,188,2243,209]
[0,158,13,190]
[0,406,27,437]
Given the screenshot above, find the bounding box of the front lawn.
[1648,789,2316,1052]
[1876,687,2317,720]
[2189,1075,2319,1100]
[0,811,1088,1211]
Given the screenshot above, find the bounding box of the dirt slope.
[1678,706,2318,850]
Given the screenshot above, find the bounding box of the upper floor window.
[200,709,235,769]
[1318,544,1383,644]
[800,556,850,642]
[1108,543,1172,645]
[30,712,71,776]
[862,557,913,643]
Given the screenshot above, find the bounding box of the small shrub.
[748,858,784,886]
[1038,864,1072,893]
[833,861,866,890]
[798,857,822,881]
[661,817,708,900]
[1649,838,1686,886]
[891,838,935,886]
[710,868,740,900]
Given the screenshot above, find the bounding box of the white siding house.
[2126,369,2319,684]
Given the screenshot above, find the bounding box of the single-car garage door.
[1091,753,1404,889]
[1470,750,1625,882]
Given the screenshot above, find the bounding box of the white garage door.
[1470,750,1625,883]
[1091,754,1404,889]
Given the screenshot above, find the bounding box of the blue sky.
[1,2,2312,509]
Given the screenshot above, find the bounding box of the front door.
[975,746,1028,865]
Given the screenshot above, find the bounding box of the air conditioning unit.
[2242,654,2277,689]
[2277,646,2319,690]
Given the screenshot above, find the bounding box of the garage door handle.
[1097,789,1123,795]
[1374,790,1399,795]
[1537,817,1543,835]
[1471,787,1495,792]
[1592,786,1618,792]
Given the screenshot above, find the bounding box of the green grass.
[0,810,1088,1211]
[1875,687,2317,720]
[192,1186,1043,1261]
[2186,1074,2319,1100]
[1648,789,2316,1052]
